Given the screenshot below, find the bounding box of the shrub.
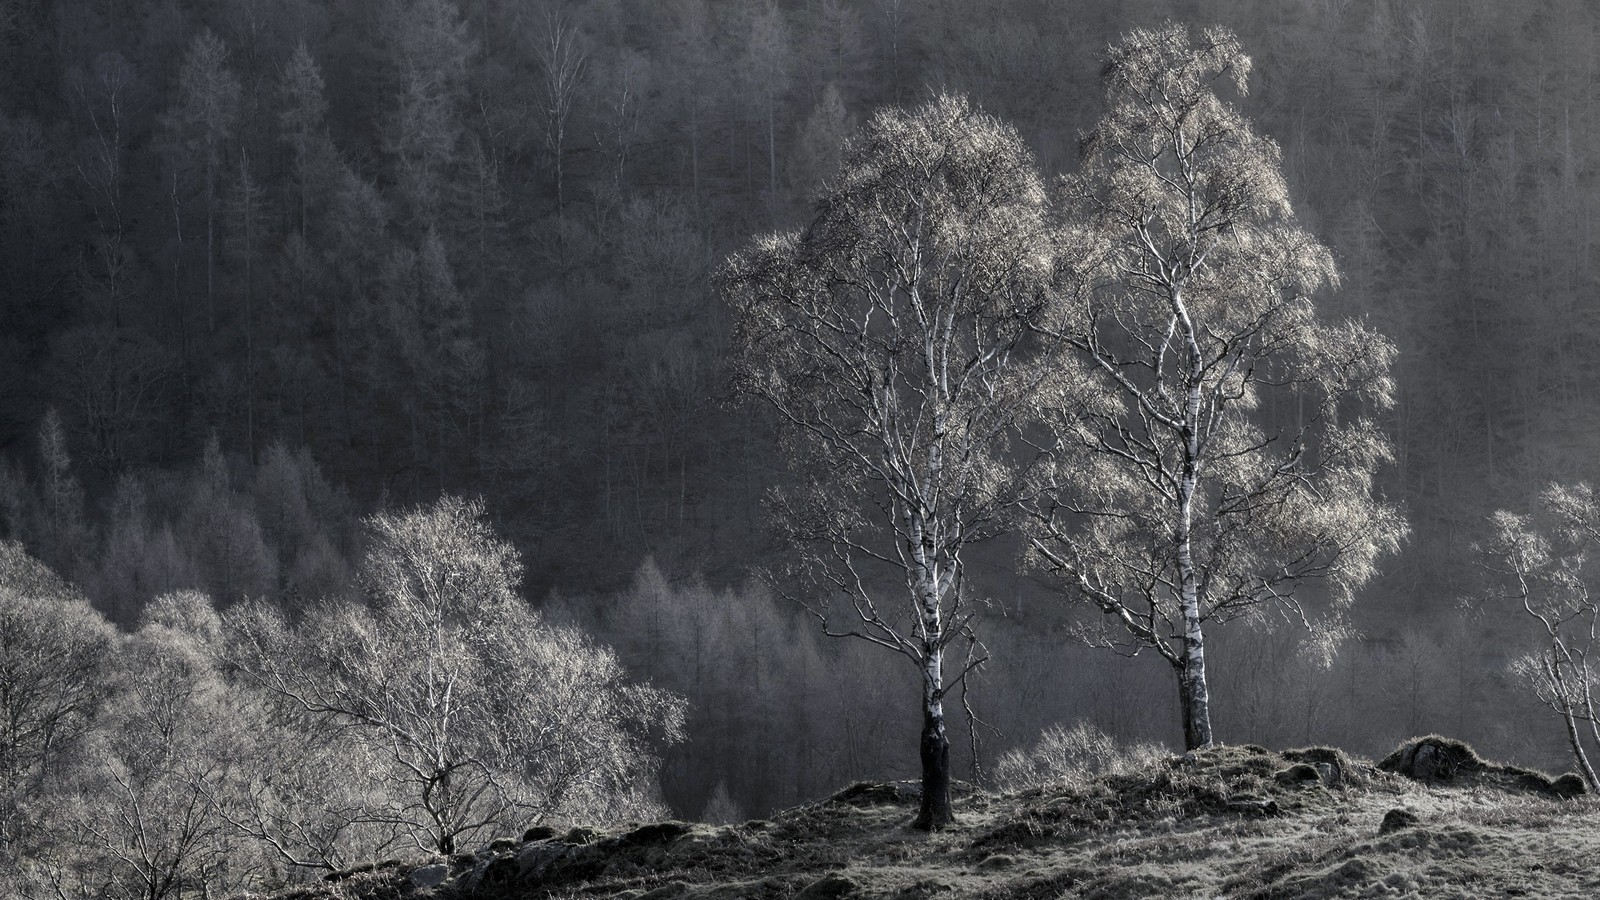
[993,721,1167,792]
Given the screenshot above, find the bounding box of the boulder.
[1379,808,1419,835]
[1379,736,1482,783]
[828,782,915,807]
[619,821,693,846]
[1273,763,1322,788]
[409,863,450,889]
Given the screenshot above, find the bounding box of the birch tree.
[723,94,1055,829]
[1028,24,1405,750]
[534,10,584,221]
[228,495,684,854]
[1482,484,1600,792]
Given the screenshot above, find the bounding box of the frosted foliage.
[0,542,113,800]
[724,92,1058,828]
[4,581,241,900]
[724,93,1054,650]
[1482,485,1600,789]
[228,496,685,856]
[1031,24,1406,666]
[699,781,744,826]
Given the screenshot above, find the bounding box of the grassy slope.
[268,740,1600,899]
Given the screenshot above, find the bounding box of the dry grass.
[255,738,1599,900]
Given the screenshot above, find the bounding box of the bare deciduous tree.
[534,10,585,220]
[0,542,113,850]
[228,495,684,854]
[724,94,1056,829]
[1482,484,1600,791]
[29,592,242,900]
[1028,24,1405,750]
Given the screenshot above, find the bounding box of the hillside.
[257,737,1596,899]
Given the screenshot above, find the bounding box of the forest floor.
[264,736,1599,900]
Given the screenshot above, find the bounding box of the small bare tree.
[723,94,1056,829]
[534,10,585,220]
[1481,484,1600,791]
[1028,24,1405,750]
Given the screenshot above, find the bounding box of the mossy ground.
[260,740,1598,899]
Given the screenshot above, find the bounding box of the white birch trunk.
[1175,287,1214,750]
[914,566,952,829]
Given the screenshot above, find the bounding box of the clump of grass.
[992,721,1168,793]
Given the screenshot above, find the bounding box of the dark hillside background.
[1,0,1595,818]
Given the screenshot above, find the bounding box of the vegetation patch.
[1380,735,1585,798]
[226,736,1600,899]
[828,782,919,808]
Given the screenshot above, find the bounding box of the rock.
[621,821,693,846]
[1273,763,1322,787]
[829,782,915,806]
[323,859,400,882]
[512,842,567,876]
[1225,796,1279,816]
[1379,736,1483,783]
[1552,773,1588,798]
[457,839,604,894]
[1281,747,1350,788]
[410,863,450,889]
[796,873,859,898]
[1381,736,1579,798]
[1379,807,1419,834]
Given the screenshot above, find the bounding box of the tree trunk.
[244,195,255,465]
[690,102,701,226]
[1560,702,1598,792]
[1173,285,1214,751]
[206,158,216,333]
[1176,483,1213,751]
[1177,649,1213,751]
[766,94,777,224]
[913,647,952,830]
[1553,648,1600,791]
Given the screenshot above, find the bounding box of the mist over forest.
[3,0,1600,894]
